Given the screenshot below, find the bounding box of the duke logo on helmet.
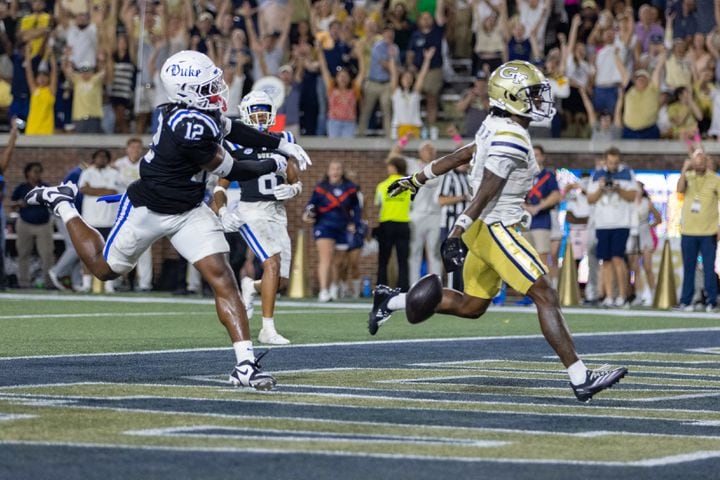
[160,50,228,112]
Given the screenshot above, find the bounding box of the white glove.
[269,153,288,176]
[273,181,302,201]
[218,206,244,232]
[221,115,232,135]
[278,139,312,171]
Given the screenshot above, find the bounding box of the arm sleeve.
[224,120,282,149]
[223,159,278,182]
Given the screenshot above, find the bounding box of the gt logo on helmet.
[498,66,528,85]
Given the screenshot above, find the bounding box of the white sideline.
[3,292,720,318]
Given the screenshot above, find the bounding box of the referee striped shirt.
[436,169,471,232]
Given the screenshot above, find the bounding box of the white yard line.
[0,312,209,320]
[2,326,720,361]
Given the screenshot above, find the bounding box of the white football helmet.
[239,90,276,131]
[161,50,228,111]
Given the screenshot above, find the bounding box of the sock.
[568,360,589,385]
[387,293,407,311]
[56,202,79,223]
[262,317,275,331]
[82,274,92,290]
[351,279,361,297]
[233,340,254,363]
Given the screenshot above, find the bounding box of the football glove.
[218,207,244,232]
[387,173,423,198]
[269,153,288,176]
[440,236,468,273]
[274,181,303,200]
[278,140,312,171]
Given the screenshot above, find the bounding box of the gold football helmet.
[487,61,555,121]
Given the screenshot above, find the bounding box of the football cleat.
[258,328,290,345]
[571,365,628,402]
[368,284,401,335]
[240,276,256,319]
[229,350,276,391]
[25,182,78,213]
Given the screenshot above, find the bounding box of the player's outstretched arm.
[223,119,312,170]
[388,143,475,197]
[205,145,287,182]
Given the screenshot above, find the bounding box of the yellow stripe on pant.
[461,221,548,299]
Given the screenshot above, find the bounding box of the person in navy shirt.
[522,145,561,302]
[303,160,362,302]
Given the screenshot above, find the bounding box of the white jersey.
[114,156,141,191]
[469,115,538,226]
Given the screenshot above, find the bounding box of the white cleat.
[228,351,276,391]
[258,328,291,345]
[241,276,256,318]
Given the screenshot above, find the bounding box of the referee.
[436,162,471,290]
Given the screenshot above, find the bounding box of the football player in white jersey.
[214,91,302,345]
[368,60,628,402]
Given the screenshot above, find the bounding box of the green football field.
[1,292,720,479]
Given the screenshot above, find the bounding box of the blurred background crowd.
[0,0,718,140]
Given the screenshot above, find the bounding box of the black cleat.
[25,182,78,213]
[571,365,628,402]
[368,284,401,335]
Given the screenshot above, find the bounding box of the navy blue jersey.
[127,104,224,214]
[224,140,286,203]
[307,179,362,230]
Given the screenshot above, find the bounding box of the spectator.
[580,85,623,141]
[62,53,107,133]
[670,0,699,40]
[114,137,152,292]
[565,14,592,115]
[406,2,445,140]
[358,23,398,137]
[667,85,702,139]
[317,41,365,138]
[687,32,711,80]
[0,121,18,289]
[48,159,88,291]
[108,33,137,134]
[390,46,434,139]
[694,66,714,135]
[386,1,414,61]
[586,147,638,308]
[10,162,54,288]
[277,63,302,136]
[374,156,411,292]
[676,148,720,312]
[634,4,663,55]
[456,70,489,137]
[77,148,121,292]
[627,181,661,306]
[593,27,626,115]
[637,33,667,76]
[243,1,290,79]
[563,172,591,289]
[62,10,98,70]
[303,160,362,302]
[472,0,507,76]
[665,38,692,90]
[506,15,532,62]
[532,46,569,138]
[23,44,56,135]
[19,0,51,59]
[522,145,561,299]
[398,140,443,285]
[621,57,665,139]
[436,160,471,290]
[517,0,550,53]
[222,50,251,119]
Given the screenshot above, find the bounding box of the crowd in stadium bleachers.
[0,0,715,139]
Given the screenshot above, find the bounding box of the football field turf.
[1,292,720,479]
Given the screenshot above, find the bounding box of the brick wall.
[0,139,692,293]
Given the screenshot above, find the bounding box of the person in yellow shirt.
[676,149,720,311]
[374,156,412,291]
[667,86,702,140]
[621,53,666,139]
[24,45,57,135]
[63,54,106,133]
[19,0,52,58]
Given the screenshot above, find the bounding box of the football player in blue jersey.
[213,91,303,345]
[25,51,312,390]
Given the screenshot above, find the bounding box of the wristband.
[213,185,227,195]
[422,162,437,180]
[454,214,473,231]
